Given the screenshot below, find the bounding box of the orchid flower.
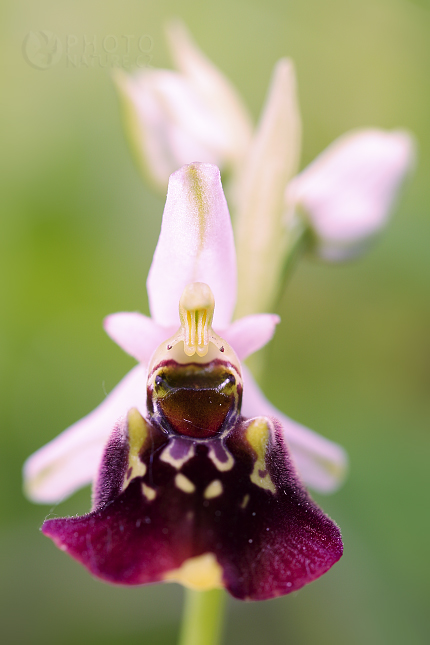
[25,163,344,599]
[24,163,346,505]
[115,21,415,317]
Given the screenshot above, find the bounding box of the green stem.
[178,588,226,645]
[279,218,311,294]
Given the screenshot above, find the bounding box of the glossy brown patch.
[150,361,240,439]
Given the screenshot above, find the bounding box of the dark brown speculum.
[147,360,242,439]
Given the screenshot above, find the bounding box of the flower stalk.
[179,588,226,645]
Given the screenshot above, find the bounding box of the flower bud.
[286,129,415,261]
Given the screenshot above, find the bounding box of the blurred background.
[1,0,429,643]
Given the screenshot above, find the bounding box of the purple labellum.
[43,360,342,600]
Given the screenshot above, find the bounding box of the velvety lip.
[42,413,343,600]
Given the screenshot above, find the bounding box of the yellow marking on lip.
[207,445,234,472]
[175,473,195,493]
[123,408,147,490]
[204,479,223,499]
[141,483,156,501]
[160,441,195,470]
[240,494,250,509]
[164,553,224,590]
[245,417,276,493]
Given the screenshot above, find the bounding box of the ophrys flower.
[24,163,347,505]
[25,163,344,599]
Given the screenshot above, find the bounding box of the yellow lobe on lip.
[164,553,224,590]
[245,417,276,493]
[123,408,148,490]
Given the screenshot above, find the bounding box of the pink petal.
[23,365,147,504]
[147,163,237,329]
[286,129,415,261]
[221,314,280,361]
[104,312,176,363]
[241,366,347,493]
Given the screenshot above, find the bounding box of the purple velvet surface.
[43,416,342,600]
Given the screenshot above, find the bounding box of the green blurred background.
[1,0,429,643]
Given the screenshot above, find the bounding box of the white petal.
[235,58,302,317]
[286,129,416,261]
[147,162,237,329]
[241,365,348,493]
[104,312,176,363]
[166,20,253,167]
[221,314,280,361]
[23,365,147,504]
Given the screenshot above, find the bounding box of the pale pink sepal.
[241,366,348,493]
[221,314,280,361]
[165,20,253,167]
[23,365,147,504]
[147,163,237,329]
[234,58,302,317]
[114,21,252,194]
[286,129,415,261]
[104,312,176,364]
[118,69,226,192]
